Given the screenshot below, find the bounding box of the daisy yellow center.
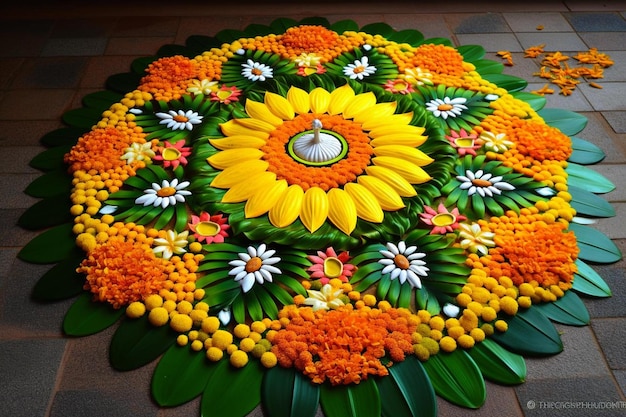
[472,178,493,187]
[245,256,263,273]
[353,66,365,74]
[162,147,182,161]
[432,213,456,227]
[173,114,189,123]
[394,254,410,270]
[195,220,220,237]
[438,103,454,111]
[323,257,343,278]
[252,68,263,75]
[157,186,177,197]
[454,138,475,148]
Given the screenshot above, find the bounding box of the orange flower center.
[157,186,177,197]
[252,68,263,75]
[195,220,220,237]
[245,256,263,273]
[162,147,182,161]
[173,114,189,123]
[432,212,456,227]
[394,254,410,270]
[323,257,343,278]
[353,66,365,74]
[438,103,454,111]
[472,179,493,187]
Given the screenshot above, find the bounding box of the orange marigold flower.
[411,44,466,76]
[138,55,198,101]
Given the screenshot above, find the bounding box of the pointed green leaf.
[482,74,527,92]
[511,91,546,111]
[535,290,590,326]
[377,356,437,417]
[569,185,615,217]
[569,223,622,263]
[359,22,394,38]
[24,169,72,198]
[468,339,526,385]
[109,315,176,371]
[18,195,72,230]
[389,29,425,46]
[320,378,381,417]
[17,223,77,264]
[262,366,320,417]
[569,137,605,164]
[329,19,359,34]
[39,127,87,147]
[473,59,505,75]
[491,308,563,355]
[29,144,73,171]
[63,293,124,336]
[538,108,587,136]
[572,259,612,297]
[423,349,486,409]
[105,72,142,93]
[566,163,615,194]
[457,45,485,62]
[82,90,125,112]
[32,254,86,301]
[201,359,263,417]
[61,107,104,129]
[152,344,215,407]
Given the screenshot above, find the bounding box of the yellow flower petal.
[301,187,329,233]
[287,86,311,115]
[352,102,398,124]
[245,179,289,218]
[269,184,304,228]
[310,87,331,114]
[357,175,405,210]
[373,145,434,167]
[220,120,270,139]
[344,183,384,223]
[209,136,266,150]
[222,172,277,203]
[327,84,355,115]
[231,117,276,133]
[207,148,264,170]
[211,160,270,188]
[365,165,417,197]
[327,188,357,235]
[245,100,284,126]
[369,133,428,148]
[361,112,414,130]
[368,124,425,138]
[342,91,377,119]
[372,156,432,184]
[265,92,295,121]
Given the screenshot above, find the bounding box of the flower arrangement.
[19,17,621,417]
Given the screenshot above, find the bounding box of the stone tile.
[0,339,67,417]
[0,146,46,174]
[593,202,626,240]
[79,55,138,89]
[503,12,574,32]
[500,52,541,79]
[50,18,117,38]
[564,12,626,32]
[573,112,626,164]
[0,58,26,89]
[447,13,511,34]
[456,33,523,52]
[597,51,626,83]
[42,37,108,57]
[584,257,626,319]
[105,36,175,56]
[0,19,53,57]
[0,89,75,121]
[591,318,626,370]
[579,32,626,50]
[49,390,159,417]
[0,173,41,209]
[580,82,626,111]
[10,57,89,89]
[0,208,42,247]
[614,370,626,396]
[113,16,180,38]
[437,381,523,417]
[515,32,588,52]
[588,164,626,202]
[524,83,593,111]
[603,111,626,133]
[384,14,453,39]
[0,120,66,147]
[0,248,19,287]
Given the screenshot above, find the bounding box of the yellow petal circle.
[222,172,276,203]
[301,187,329,233]
[309,87,331,114]
[265,92,295,121]
[362,112,413,130]
[287,86,311,115]
[209,136,267,150]
[269,184,304,228]
[245,179,289,218]
[328,83,355,115]
[369,133,428,148]
[365,165,417,197]
[245,100,284,126]
[220,120,270,139]
[207,148,264,170]
[327,188,357,235]
[368,124,425,138]
[342,92,377,119]
[372,156,432,184]
[352,102,398,124]
[356,175,405,210]
[373,145,434,167]
[344,183,384,223]
[211,160,270,188]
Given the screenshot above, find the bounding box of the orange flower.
[138,55,198,101]
[410,44,466,76]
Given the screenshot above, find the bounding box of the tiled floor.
[1,1,625,417]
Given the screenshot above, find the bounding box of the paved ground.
[0,1,625,416]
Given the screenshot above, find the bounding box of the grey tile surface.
[450,13,512,34]
[602,111,626,133]
[580,82,626,111]
[49,390,158,417]
[565,12,626,32]
[585,261,626,318]
[591,318,626,370]
[503,12,574,32]
[456,33,523,52]
[579,32,626,50]
[42,37,108,57]
[515,32,588,52]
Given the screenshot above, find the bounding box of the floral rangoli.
[19,17,622,417]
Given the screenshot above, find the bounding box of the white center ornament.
[291,119,345,164]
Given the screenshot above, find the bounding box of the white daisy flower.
[241,59,273,82]
[343,56,377,80]
[456,169,515,197]
[425,97,468,119]
[378,241,429,289]
[134,178,191,208]
[152,230,189,260]
[120,142,155,164]
[228,244,282,293]
[155,109,203,131]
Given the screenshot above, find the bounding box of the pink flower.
[384,79,414,95]
[153,140,191,170]
[297,64,326,76]
[420,203,466,234]
[188,212,230,244]
[446,129,482,156]
[307,247,356,285]
[210,85,242,104]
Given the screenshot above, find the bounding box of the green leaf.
[39,127,87,147]
[569,137,605,164]
[18,195,72,230]
[61,107,104,129]
[82,90,125,112]
[24,169,72,198]
[468,339,526,385]
[17,223,77,264]
[538,108,587,136]
[63,293,124,336]
[29,144,73,171]
[152,344,215,407]
[535,290,590,326]
[566,163,615,194]
[457,45,485,62]
[423,349,486,409]
[320,378,381,417]
[32,254,86,301]
[491,308,563,355]
[377,356,437,417]
[109,315,176,371]
[481,74,527,92]
[569,223,622,263]
[568,185,615,217]
[201,359,263,417]
[572,259,612,297]
[105,72,142,93]
[329,19,359,34]
[511,91,546,111]
[262,366,320,417]
[359,22,394,38]
[389,29,425,46]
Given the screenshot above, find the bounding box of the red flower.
[307,247,355,284]
[153,140,191,170]
[420,203,466,234]
[446,129,482,156]
[210,85,242,104]
[188,212,229,244]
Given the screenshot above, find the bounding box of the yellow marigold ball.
[251,343,267,358]
[448,325,465,339]
[249,331,262,343]
[212,330,233,350]
[239,337,256,352]
[202,316,221,334]
[176,334,189,346]
[445,318,460,329]
[439,336,457,353]
[144,294,164,310]
[362,294,377,307]
[495,320,508,332]
[148,307,169,327]
[162,299,177,313]
[481,306,497,322]
[260,351,278,368]
[411,332,423,344]
[206,346,223,362]
[126,301,146,318]
[190,339,204,352]
[457,334,475,349]
[170,314,193,333]
[378,300,392,311]
[420,337,440,355]
[194,288,205,300]
[265,329,277,343]
[177,300,194,315]
[471,287,491,304]
[456,292,472,307]
[194,301,210,312]
[233,323,251,339]
[417,323,432,337]
[519,283,535,297]
[518,296,532,309]
[466,301,483,316]
[417,310,431,323]
[250,321,266,333]
[76,233,97,252]
[481,323,494,336]
[230,350,249,368]
[413,343,430,361]
[189,241,203,253]
[429,316,445,331]
[500,296,519,316]
[189,309,208,323]
[470,328,486,342]
[70,204,84,216]
[188,330,199,341]
[429,329,443,341]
